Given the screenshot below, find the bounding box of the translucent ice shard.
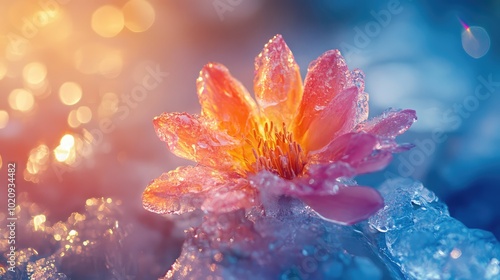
[369,178,500,280]
[163,178,500,280]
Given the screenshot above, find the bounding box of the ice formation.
[163,178,500,280]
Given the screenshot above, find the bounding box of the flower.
[142,35,416,225]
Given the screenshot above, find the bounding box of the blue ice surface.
[369,178,500,280]
[165,178,500,279]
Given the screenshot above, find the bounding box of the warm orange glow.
[98,92,119,117]
[0,62,7,80]
[59,82,82,105]
[0,110,9,129]
[98,52,123,78]
[74,43,121,76]
[122,0,156,33]
[91,5,124,38]
[9,89,35,112]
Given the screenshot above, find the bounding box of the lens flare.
[459,19,490,59]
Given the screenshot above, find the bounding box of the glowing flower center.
[245,121,306,180]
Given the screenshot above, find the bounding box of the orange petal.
[153,112,241,170]
[254,34,303,127]
[197,63,258,137]
[142,166,233,215]
[294,50,353,142]
[302,87,359,152]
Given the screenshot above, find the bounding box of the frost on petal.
[356,109,417,139]
[153,112,240,170]
[295,162,356,195]
[197,63,259,137]
[254,34,303,127]
[201,179,256,213]
[309,133,393,176]
[299,186,384,225]
[309,132,377,165]
[302,87,359,151]
[142,166,233,215]
[294,50,353,139]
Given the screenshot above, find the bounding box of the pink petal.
[302,87,359,151]
[250,169,342,197]
[357,109,417,138]
[309,132,377,165]
[352,151,393,174]
[254,34,303,127]
[309,133,392,175]
[153,112,241,170]
[299,186,384,225]
[201,179,257,213]
[294,50,353,141]
[197,63,259,137]
[142,166,234,215]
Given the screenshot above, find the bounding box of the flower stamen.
[246,121,306,179]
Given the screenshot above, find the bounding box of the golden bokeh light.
[61,134,75,148]
[54,147,70,162]
[91,5,124,38]
[8,88,35,112]
[23,62,47,85]
[0,110,9,129]
[67,109,81,128]
[0,155,3,170]
[122,0,156,33]
[54,134,75,162]
[33,214,47,231]
[26,144,50,174]
[25,144,50,182]
[53,133,91,165]
[76,106,92,124]
[59,82,82,105]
